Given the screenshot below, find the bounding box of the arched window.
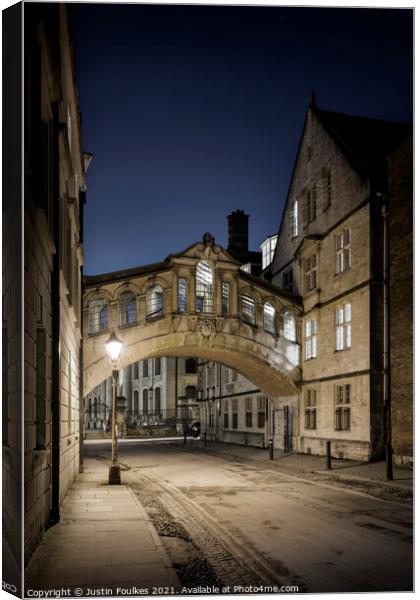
[146,285,163,319]
[185,385,197,401]
[284,311,296,342]
[185,358,197,374]
[154,387,161,414]
[133,362,139,379]
[119,291,137,325]
[196,260,214,313]
[133,390,139,414]
[142,388,149,414]
[88,297,109,334]
[241,293,255,325]
[263,302,276,334]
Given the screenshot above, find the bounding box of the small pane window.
[304,254,317,293]
[283,311,296,342]
[304,319,317,359]
[196,260,214,313]
[178,278,187,313]
[146,285,163,319]
[263,302,276,334]
[336,303,351,351]
[241,293,255,325]
[222,282,230,316]
[119,291,137,325]
[336,229,351,274]
[88,297,109,334]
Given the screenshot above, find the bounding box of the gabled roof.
[313,103,412,192]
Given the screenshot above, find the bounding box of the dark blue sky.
[70,5,413,276]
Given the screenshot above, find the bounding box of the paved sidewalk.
[25,457,180,596]
[189,441,413,499]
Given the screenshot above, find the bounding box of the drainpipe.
[50,102,61,525]
[79,190,86,473]
[382,201,393,480]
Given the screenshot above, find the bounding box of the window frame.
[335,303,351,351]
[304,389,317,430]
[263,302,276,334]
[304,254,317,293]
[196,260,215,314]
[146,285,164,320]
[240,292,256,325]
[335,384,351,431]
[335,229,351,274]
[119,291,137,326]
[304,318,318,360]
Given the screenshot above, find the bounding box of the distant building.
[84,357,198,434]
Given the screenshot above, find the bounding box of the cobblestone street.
[84,439,412,594]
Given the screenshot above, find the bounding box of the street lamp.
[105,331,123,485]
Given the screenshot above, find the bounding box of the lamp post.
[105,331,123,485]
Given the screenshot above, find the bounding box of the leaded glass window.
[88,297,109,334]
[178,278,187,313]
[263,302,276,333]
[284,311,296,342]
[146,285,163,319]
[196,260,214,313]
[222,282,230,316]
[119,291,137,325]
[240,293,255,325]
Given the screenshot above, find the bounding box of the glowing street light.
[105,331,123,484]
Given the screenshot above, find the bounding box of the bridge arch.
[83,235,302,401]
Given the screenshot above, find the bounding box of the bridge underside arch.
[83,319,300,401]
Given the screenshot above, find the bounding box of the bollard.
[269,438,274,460]
[326,440,332,470]
[386,444,394,481]
[204,432,207,446]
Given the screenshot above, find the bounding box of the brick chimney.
[227,210,249,262]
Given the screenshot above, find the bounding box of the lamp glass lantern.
[105,331,123,365]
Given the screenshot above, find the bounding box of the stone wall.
[388,136,413,465]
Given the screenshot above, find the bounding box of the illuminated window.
[304,254,317,293]
[119,291,137,325]
[335,229,351,274]
[222,282,230,316]
[88,297,109,334]
[335,384,351,430]
[146,285,163,319]
[336,304,351,351]
[304,319,317,359]
[196,260,214,313]
[240,293,255,325]
[290,200,299,237]
[260,235,278,269]
[178,278,187,313]
[263,302,276,334]
[283,311,296,342]
[304,389,317,429]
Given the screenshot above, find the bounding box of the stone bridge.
[83,234,302,400]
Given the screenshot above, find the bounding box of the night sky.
[70,4,413,276]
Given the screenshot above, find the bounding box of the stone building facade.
[84,357,198,433]
[7,4,91,566]
[268,95,412,463]
[197,100,412,466]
